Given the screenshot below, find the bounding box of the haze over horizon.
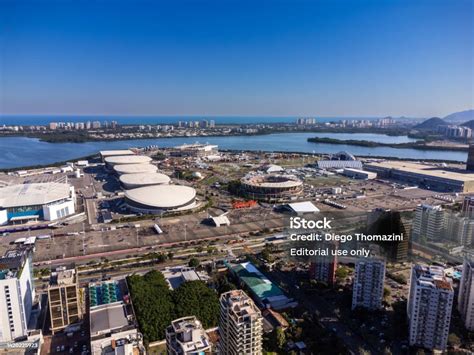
[0,0,473,118]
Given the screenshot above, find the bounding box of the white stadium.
[124,185,197,213]
[99,149,135,162]
[0,182,76,224]
[104,155,152,168]
[113,163,158,175]
[119,172,171,189]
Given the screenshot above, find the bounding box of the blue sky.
[0,0,472,117]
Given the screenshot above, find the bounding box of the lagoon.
[0,133,466,169]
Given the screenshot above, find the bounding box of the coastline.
[0,147,465,173]
[307,137,469,152]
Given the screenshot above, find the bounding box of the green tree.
[335,266,349,280]
[188,258,200,268]
[127,271,174,343]
[173,281,220,329]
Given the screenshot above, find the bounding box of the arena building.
[113,163,158,175]
[366,161,474,192]
[170,143,218,157]
[0,182,76,223]
[124,185,197,213]
[104,155,152,169]
[119,172,171,189]
[99,149,135,162]
[240,174,303,202]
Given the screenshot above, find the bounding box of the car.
[56,346,60,352]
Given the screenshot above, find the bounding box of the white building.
[407,264,453,351]
[0,182,76,223]
[411,204,445,241]
[352,259,385,310]
[458,259,474,331]
[0,248,35,342]
[218,290,263,355]
[0,209,7,226]
[444,215,474,246]
[166,316,212,355]
[342,168,377,180]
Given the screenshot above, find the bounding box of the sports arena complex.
[240,174,303,202]
[124,185,197,213]
[0,182,76,224]
[104,155,152,169]
[113,163,158,175]
[119,172,171,189]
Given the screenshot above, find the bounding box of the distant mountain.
[414,117,447,130]
[461,120,474,129]
[444,109,474,122]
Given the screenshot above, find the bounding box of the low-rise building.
[366,160,474,192]
[88,280,144,355]
[342,168,376,180]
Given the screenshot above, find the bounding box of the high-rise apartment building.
[0,247,35,342]
[48,266,83,334]
[351,259,385,310]
[309,242,337,286]
[458,259,474,331]
[49,122,58,130]
[444,215,474,246]
[166,316,212,355]
[218,290,263,355]
[411,204,445,241]
[462,196,474,217]
[407,264,453,351]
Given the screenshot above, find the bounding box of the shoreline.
[307,137,469,152]
[0,126,414,144]
[0,147,464,172]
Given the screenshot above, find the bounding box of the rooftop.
[413,264,453,291]
[49,266,77,286]
[168,316,211,353]
[100,149,135,157]
[232,262,285,300]
[162,266,203,290]
[119,172,170,186]
[89,280,122,308]
[125,185,196,208]
[366,160,474,182]
[220,290,261,319]
[90,303,129,336]
[0,247,32,279]
[113,163,158,175]
[285,201,320,213]
[104,155,152,165]
[0,182,72,208]
[242,174,303,188]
